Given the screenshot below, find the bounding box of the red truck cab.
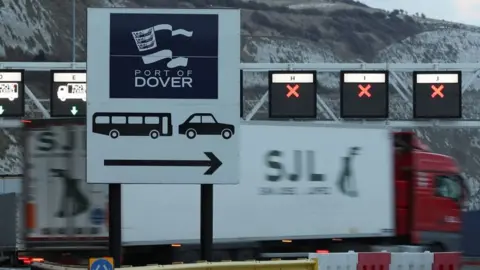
[394,132,465,251]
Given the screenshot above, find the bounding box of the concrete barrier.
[31,252,461,270]
[31,259,318,270]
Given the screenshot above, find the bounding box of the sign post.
[87,7,240,263]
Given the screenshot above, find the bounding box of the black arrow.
[103,152,222,175]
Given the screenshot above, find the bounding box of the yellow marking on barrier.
[32,258,317,270]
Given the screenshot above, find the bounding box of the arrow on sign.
[103,152,223,175]
[71,106,78,115]
[0,106,4,115]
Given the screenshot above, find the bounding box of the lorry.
[0,118,109,266]
[0,119,466,266]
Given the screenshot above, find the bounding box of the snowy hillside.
[1,0,480,209]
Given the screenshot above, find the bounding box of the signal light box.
[413,71,462,119]
[268,71,317,119]
[50,70,87,117]
[340,70,388,119]
[0,70,24,117]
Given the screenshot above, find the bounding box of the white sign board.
[86,8,240,184]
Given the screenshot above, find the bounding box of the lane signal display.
[340,70,388,118]
[0,70,25,117]
[268,70,317,119]
[413,71,462,118]
[50,70,87,117]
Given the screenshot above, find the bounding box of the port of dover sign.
[86,8,240,184]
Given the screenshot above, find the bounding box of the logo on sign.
[109,14,219,99]
[131,24,194,88]
[259,147,360,197]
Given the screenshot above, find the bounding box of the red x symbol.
[358,84,371,98]
[431,84,444,98]
[286,84,299,98]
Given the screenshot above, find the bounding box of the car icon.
[178,113,234,140]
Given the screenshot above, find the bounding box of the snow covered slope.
[1,0,480,209]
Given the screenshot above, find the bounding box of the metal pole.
[109,184,122,267]
[200,184,213,261]
[66,125,74,238]
[25,85,50,118]
[72,0,76,62]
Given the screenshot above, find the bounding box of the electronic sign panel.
[340,70,388,118]
[50,70,87,117]
[0,70,24,117]
[413,71,461,118]
[268,71,317,118]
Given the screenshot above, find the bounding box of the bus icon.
[57,83,87,102]
[92,112,173,139]
[0,83,19,101]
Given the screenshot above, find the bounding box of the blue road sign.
[90,208,105,225]
[90,258,114,270]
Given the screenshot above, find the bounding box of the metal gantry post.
[389,70,413,105]
[462,69,480,92]
[245,91,268,121]
[25,85,50,118]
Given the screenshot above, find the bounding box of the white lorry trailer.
[0,118,108,266]
[123,121,394,241]
[119,121,394,264]
[1,119,463,266]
